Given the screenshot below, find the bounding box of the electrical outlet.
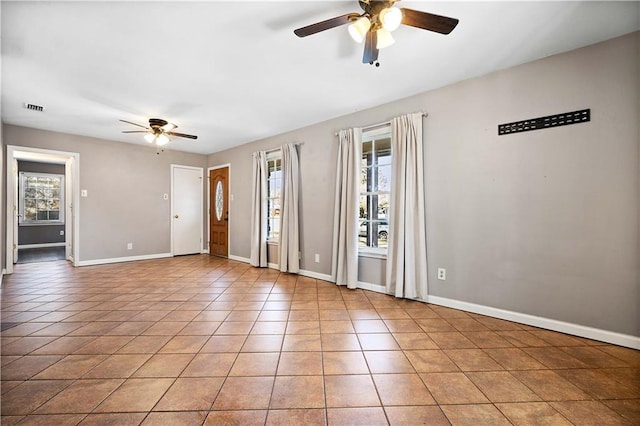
[314,253,320,263]
[81,189,88,197]
[163,193,168,200]
[60,230,64,236]
[437,268,446,281]
[127,243,133,250]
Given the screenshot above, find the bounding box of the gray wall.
[17,160,65,245]
[3,127,208,262]
[208,32,639,337]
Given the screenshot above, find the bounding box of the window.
[266,155,282,242]
[359,125,391,252]
[19,172,65,224]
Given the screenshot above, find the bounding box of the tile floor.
[1,255,638,425]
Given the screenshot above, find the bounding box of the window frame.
[266,152,282,243]
[358,124,392,257]
[19,171,65,225]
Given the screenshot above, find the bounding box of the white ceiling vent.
[24,103,44,112]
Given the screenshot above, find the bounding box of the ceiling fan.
[120,118,198,146]
[294,0,459,66]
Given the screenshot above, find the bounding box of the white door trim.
[6,145,80,273]
[207,163,231,256]
[170,164,204,256]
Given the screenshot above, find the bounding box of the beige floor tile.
[496,402,572,425]
[241,334,284,352]
[34,379,123,414]
[229,352,279,376]
[277,351,323,375]
[511,370,590,401]
[364,350,415,373]
[154,377,224,410]
[132,353,194,377]
[441,404,512,425]
[0,380,71,415]
[325,375,381,407]
[385,406,449,425]
[444,348,504,371]
[358,333,400,350]
[323,351,370,375]
[142,411,208,425]
[405,350,460,373]
[204,410,267,425]
[550,400,629,425]
[373,373,435,406]
[266,408,326,425]
[282,334,322,351]
[421,372,489,404]
[270,375,325,408]
[212,376,274,410]
[466,371,539,402]
[327,407,388,425]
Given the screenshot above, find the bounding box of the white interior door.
[172,165,203,255]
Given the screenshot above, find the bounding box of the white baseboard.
[201,249,209,254]
[424,295,640,350]
[228,255,250,264]
[18,242,66,249]
[357,281,387,293]
[76,252,172,267]
[299,269,334,282]
[223,255,639,349]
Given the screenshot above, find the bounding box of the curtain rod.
[252,142,304,156]
[334,111,428,137]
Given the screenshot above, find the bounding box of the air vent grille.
[498,109,590,136]
[24,103,44,112]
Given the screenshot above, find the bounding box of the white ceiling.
[2,1,638,155]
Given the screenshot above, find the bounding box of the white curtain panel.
[386,112,428,299]
[279,143,300,273]
[250,151,268,267]
[331,128,361,289]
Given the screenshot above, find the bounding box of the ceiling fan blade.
[161,122,177,132]
[167,132,198,140]
[400,8,459,34]
[362,30,379,64]
[119,119,148,129]
[294,13,359,37]
[122,131,148,133]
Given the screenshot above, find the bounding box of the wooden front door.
[209,167,229,257]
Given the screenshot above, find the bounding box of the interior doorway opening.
[6,146,80,274]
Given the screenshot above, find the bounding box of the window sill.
[267,241,279,245]
[358,249,387,260]
[19,222,65,227]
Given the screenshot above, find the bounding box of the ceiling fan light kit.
[121,118,198,150]
[348,16,371,43]
[295,0,459,66]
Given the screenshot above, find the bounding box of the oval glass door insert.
[215,180,224,221]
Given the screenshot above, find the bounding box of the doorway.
[6,146,80,274]
[209,165,229,257]
[171,165,203,256]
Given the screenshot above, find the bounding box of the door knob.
[174,214,179,219]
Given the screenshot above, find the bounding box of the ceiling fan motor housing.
[149,118,169,129]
